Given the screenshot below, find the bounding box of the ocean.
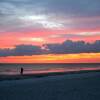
[0,63,100,75]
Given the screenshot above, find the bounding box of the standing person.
[20,67,24,75]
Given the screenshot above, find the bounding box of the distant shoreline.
[0,69,100,81]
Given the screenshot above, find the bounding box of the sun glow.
[0,53,100,63]
[20,37,44,42]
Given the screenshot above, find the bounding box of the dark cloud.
[0,40,100,57]
[45,0,100,17]
[0,45,42,56]
[45,40,100,54]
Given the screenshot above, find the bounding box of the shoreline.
[0,69,100,81]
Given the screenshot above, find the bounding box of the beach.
[0,71,100,100]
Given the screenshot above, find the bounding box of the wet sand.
[0,71,100,100]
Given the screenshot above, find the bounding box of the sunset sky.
[0,0,100,63]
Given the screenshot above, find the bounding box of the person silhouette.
[20,67,24,75]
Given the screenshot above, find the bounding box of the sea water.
[0,63,100,75]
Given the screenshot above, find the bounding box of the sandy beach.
[0,71,100,100]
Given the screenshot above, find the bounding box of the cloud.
[0,40,100,56]
[0,0,100,33]
[45,0,100,17]
[20,37,44,42]
[0,45,42,56]
[49,32,100,39]
[44,40,100,54]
